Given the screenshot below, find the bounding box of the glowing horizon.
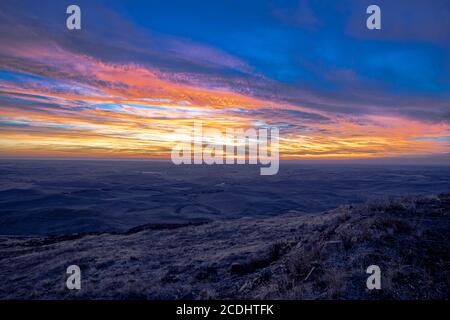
[1,1,449,160]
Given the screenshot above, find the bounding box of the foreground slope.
[0,193,449,299]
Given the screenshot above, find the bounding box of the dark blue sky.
[105,0,449,93]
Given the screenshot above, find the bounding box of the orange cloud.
[1,45,449,160]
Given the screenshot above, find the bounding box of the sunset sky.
[0,0,449,159]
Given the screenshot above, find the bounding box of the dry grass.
[249,194,450,299]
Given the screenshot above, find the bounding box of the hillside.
[0,193,449,299]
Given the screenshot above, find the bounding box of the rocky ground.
[0,193,449,300]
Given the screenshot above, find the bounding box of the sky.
[0,0,449,159]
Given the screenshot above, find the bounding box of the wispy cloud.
[0,0,448,159]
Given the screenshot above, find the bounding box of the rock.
[261,269,272,281]
[230,262,246,274]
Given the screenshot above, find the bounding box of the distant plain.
[1,159,449,235]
